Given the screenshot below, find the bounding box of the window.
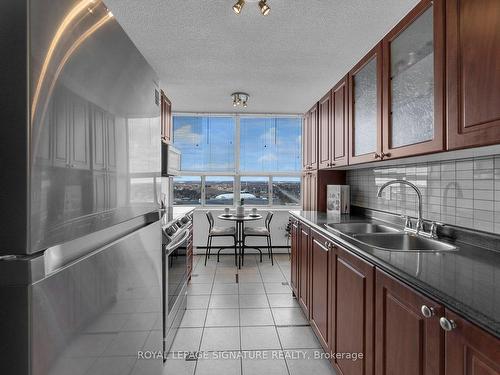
[173,176,202,205]
[205,176,235,205]
[240,177,269,206]
[172,115,302,207]
[272,177,301,206]
[240,117,302,172]
[173,116,235,172]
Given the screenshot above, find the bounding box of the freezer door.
[0,219,163,375]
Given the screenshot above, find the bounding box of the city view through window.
[172,116,302,206]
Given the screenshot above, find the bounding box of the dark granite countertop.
[289,210,500,339]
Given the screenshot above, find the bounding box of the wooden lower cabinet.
[291,217,500,375]
[310,229,331,350]
[298,223,311,318]
[290,218,299,296]
[333,246,374,375]
[444,309,500,375]
[375,269,444,375]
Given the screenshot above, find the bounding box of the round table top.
[218,213,262,222]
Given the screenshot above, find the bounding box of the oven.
[162,215,191,355]
[165,227,189,314]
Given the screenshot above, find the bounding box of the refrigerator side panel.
[0,286,30,374]
[0,0,29,253]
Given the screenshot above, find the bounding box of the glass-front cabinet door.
[348,43,383,164]
[382,0,444,158]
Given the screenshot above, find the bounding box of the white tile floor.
[159,253,337,375]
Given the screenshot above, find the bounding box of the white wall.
[192,208,293,254]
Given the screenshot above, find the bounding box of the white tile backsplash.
[347,155,500,235]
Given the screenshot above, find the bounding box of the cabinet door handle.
[421,305,435,318]
[381,152,391,159]
[439,317,457,331]
[374,153,381,159]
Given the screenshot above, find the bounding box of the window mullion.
[269,176,273,206]
[201,175,206,206]
[235,115,240,205]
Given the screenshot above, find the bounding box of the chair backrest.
[206,211,215,231]
[264,211,274,231]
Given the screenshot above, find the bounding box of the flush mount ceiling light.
[231,92,250,108]
[232,0,270,16]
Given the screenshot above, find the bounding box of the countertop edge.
[288,210,500,340]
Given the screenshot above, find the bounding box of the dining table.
[218,213,262,268]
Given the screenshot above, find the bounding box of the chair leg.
[208,236,212,259]
[234,236,238,267]
[205,235,211,266]
[241,237,245,267]
[268,235,274,266]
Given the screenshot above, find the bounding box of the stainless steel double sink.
[325,222,457,252]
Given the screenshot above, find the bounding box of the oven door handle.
[165,228,190,256]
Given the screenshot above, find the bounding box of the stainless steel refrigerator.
[0,0,164,374]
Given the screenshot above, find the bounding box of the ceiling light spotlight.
[231,92,250,108]
[258,0,270,15]
[233,0,245,14]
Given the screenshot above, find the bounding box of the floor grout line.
[184,254,319,375]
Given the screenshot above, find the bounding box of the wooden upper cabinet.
[310,229,331,351]
[302,170,318,211]
[349,43,383,165]
[302,114,309,170]
[303,103,319,170]
[332,76,349,167]
[446,0,500,150]
[318,76,349,169]
[375,269,444,375]
[382,0,445,159]
[310,104,319,169]
[334,245,374,375]
[161,90,172,144]
[444,309,500,375]
[318,91,333,169]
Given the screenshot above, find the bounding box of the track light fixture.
[232,0,245,14]
[232,0,270,16]
[258,0,270,15]
[231,92,250,108]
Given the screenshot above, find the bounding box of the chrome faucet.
[377,179,425,235]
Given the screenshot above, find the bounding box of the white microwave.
[161,143,181,176]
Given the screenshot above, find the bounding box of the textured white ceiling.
[104,0,420,114]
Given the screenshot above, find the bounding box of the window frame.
[173,113,303,208]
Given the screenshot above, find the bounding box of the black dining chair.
[242,211,274,265]
[205,211,237,266]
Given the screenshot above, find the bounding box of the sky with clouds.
[173,116,302,173]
